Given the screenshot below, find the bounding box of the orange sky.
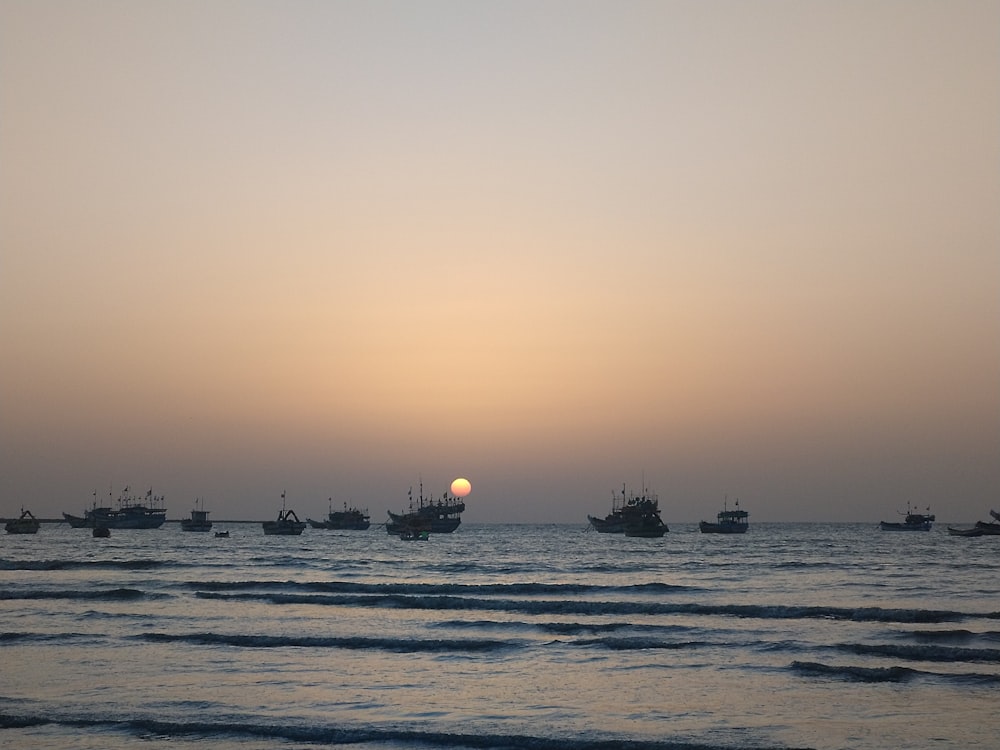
[1,1,997,523]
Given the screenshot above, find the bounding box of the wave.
[901,629,1000,643]
[0,559,167,571]
[187,579,697,595]
[133,632,516,653]
[192,591,985,623]
[0,588,149,601]
[0,713,805,749]
[790,660,1000,685]
[835,642,1000,663]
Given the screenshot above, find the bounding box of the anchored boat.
[700,498,749,534]
[879,504,935,531]
[386,481,464,534]
[262,492,306,535]
[63,487,166,529]
[180,499,213,532]
[5,508,41,534]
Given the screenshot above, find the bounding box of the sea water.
[1,521,998,749]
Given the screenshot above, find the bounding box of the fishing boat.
[622,487,668,538]
[699,497,749,534]
[947,526,984,537]
[308,499,371,530]
[214,530,230,538]
[262,493,306,535]
[386,481,464,534]
[5,508,41,534]
[63,487,167,529]
[587,488,627,533]
[879,504,935,531]
[180,499,212,532]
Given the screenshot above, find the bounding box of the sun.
[450,477,472,497]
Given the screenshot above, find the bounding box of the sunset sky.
[2,1,997,524]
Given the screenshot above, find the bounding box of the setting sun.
[450,477,472,497]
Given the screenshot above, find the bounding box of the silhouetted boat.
[308,499,370,530]
[879,504,934,531]
[63,487,166,529]
[622,486,668,538]
[214,530,229,538]
[700,498,749,534]
[180,499,212,532]
[386,481,464,534]
[5,508,41,534]
[262,492,306,535]
[947,526,984,537]
[92,525,110,538]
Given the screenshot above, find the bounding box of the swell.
[192,591,988,623]
[188,580,697,595]
[0,713,807,749]
[133,632,515,653]
[0,559,168,571]
[834,642,1000,663]
[0,588,149,601]
[790,660,1000,685]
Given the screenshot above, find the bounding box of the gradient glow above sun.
[450,478,472,497]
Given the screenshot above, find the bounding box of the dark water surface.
[2,522,998,749]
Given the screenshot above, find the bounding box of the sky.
[1,1,997,524]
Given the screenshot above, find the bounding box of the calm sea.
[2,520,998,749]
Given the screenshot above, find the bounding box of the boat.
[5,508,41,534]
[308,499,371,530]
[92,525,110,538]
[180,499,213,532]
[214,530,229,538]
[63,487,166,529]
[386,481,464,534]
[622,486,668,538]
[947,526,984,537]
[973,520,1000,535]
[262,493,306,535]
[879,503,935,531]
[699,497,749,534]
[587,488,627,533]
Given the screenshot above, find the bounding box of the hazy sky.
[2,1,997,524]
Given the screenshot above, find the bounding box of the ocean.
[1,520,998,749]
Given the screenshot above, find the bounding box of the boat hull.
[386,512,460,534]
[63,510,165,529]
[262,522,306,535]
[587,514,624,533]
[879,521,932,531]
[699,521,748,534]
[974,521,1000,535]
[948,526,984,537]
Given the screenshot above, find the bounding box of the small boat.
[214,530,229,538]
[386,481,464,534]
[947,526,984,537]
[879,504,935,531]
[180,499,213,532]
[622,486,668,538]
[700,497,749,534]
[308,499,371,530]
[93,526,110,538]
[262,493,307,535]
[5,508,41,535]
